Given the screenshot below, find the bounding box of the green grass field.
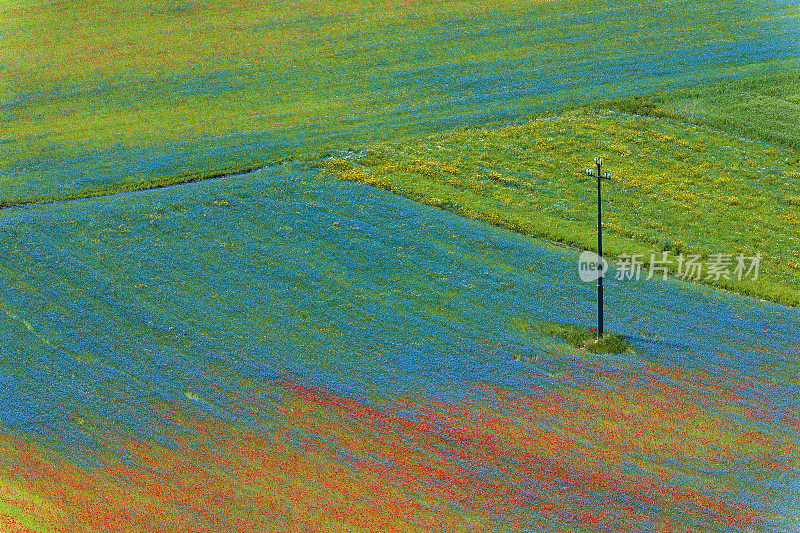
[605,69,800,151]
[318,108,800,305]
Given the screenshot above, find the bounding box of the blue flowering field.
[0,166,799,531]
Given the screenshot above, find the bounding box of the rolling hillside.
[2,0,800,531]
[2,0,798,204]
[0,168,798,531]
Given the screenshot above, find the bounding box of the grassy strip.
[534,321,632,354]
[316,108,800,307]
[0,161,274,209]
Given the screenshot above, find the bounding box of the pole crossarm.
[586,157,612,180]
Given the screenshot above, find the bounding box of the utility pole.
[586,157,611,338]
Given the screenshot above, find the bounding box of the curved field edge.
[317,108,800,307]
[0,168,799,531]
[1,0,798,203]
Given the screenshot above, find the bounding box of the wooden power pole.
[586,157,611,337]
